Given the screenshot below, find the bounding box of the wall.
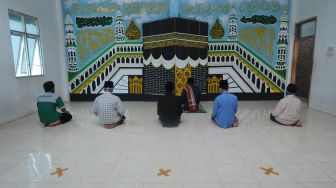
[0,0,69,125]
[64,0,291,98]
[293,0,336,116]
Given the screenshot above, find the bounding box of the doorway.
[291,18,317,101]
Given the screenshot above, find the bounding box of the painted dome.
[64,14,73,25]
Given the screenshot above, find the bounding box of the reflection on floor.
[0,101,336,188]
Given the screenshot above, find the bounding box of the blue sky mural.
[179,0,290,65]
[63,0,290,69]
[63,0,169,69]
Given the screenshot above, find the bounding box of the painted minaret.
[228,8,238,41]
[64,14,78,72]
[115,10,125,42]
[275,11,289,71]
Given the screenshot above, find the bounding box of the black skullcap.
[104,81,114,88]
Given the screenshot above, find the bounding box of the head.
[286,83,297,95]
[165,81,174,94]
[103,81,114,92]
[219,80,229,91]
[187,77,194,85]
[43,81,55,93]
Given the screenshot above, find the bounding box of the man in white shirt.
[93,81,126,129]
[270,83,302,127]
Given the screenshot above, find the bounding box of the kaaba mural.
[143,18,208,95]
[63,0,290,99]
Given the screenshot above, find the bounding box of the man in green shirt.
[37,81,72,127]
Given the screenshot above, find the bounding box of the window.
[8,10,44,77]
[295,18,317,38]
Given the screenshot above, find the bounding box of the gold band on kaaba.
[143,39,208,50]
[144,33,208,43]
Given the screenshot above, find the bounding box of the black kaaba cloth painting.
[142,18,208,69]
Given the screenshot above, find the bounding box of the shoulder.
[37,93,44,100]
[280,96,294,104]
[94,94,103,100]
[214,94,222,101]
[230,93,238,100]
[37,93,59,102]
[112,94,122,102]
[55,95,63,102]
[293,96,302,103]
[158,95,167,103]
[279,97,286,103]
[53,93,62,99]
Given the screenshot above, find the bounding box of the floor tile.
[216,163,259,184]
[143,183,182,188]
[182,163,220,183]
[301,183,336,188]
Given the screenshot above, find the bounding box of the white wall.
[290,0,336,116]
[0,0,68,125]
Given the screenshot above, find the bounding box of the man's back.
[273,95,301,125]
[37,92,64,123]
[93,92,125,124]
[212,92,238,128]
[157,93,182,127]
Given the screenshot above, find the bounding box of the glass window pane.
[9,10,44,77]
[10,34,22,72]
[27,37,43,75]
[16,37,29,77]
[8,11,24,32]
[25,16,39,35]
[27,37,36,66]
[300,20,316,38]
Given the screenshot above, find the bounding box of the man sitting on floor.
[181,77,201,112]
[93,81,126,129]
[157,81,182,127]
[37,81,72,127]
[212,80,239,129]
[270,83,302,127]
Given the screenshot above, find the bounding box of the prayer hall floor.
[0,101,336,188]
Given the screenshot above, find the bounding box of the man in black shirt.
[157,81,182,127]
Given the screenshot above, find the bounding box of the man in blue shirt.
[212,80,239,128]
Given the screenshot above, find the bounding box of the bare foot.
[232,118,239,127]
[289,121,303,127]
[45,120,61,127]
[295,121,303,127]
[104,124,117,129]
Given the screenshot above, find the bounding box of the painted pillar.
[228,9,238,41]
[64,14,78,72]
[275,11,289,71]
[115,10,125,42]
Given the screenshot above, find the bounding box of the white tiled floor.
[0,101,336,188]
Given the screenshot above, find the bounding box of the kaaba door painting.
[63,0,291,100]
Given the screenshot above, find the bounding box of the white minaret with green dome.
[65,14,78,72]
[228,8,238,41]
[275,11,289,71]
[115,10,125,42]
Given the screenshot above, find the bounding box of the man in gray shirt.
[93,81,126,129]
